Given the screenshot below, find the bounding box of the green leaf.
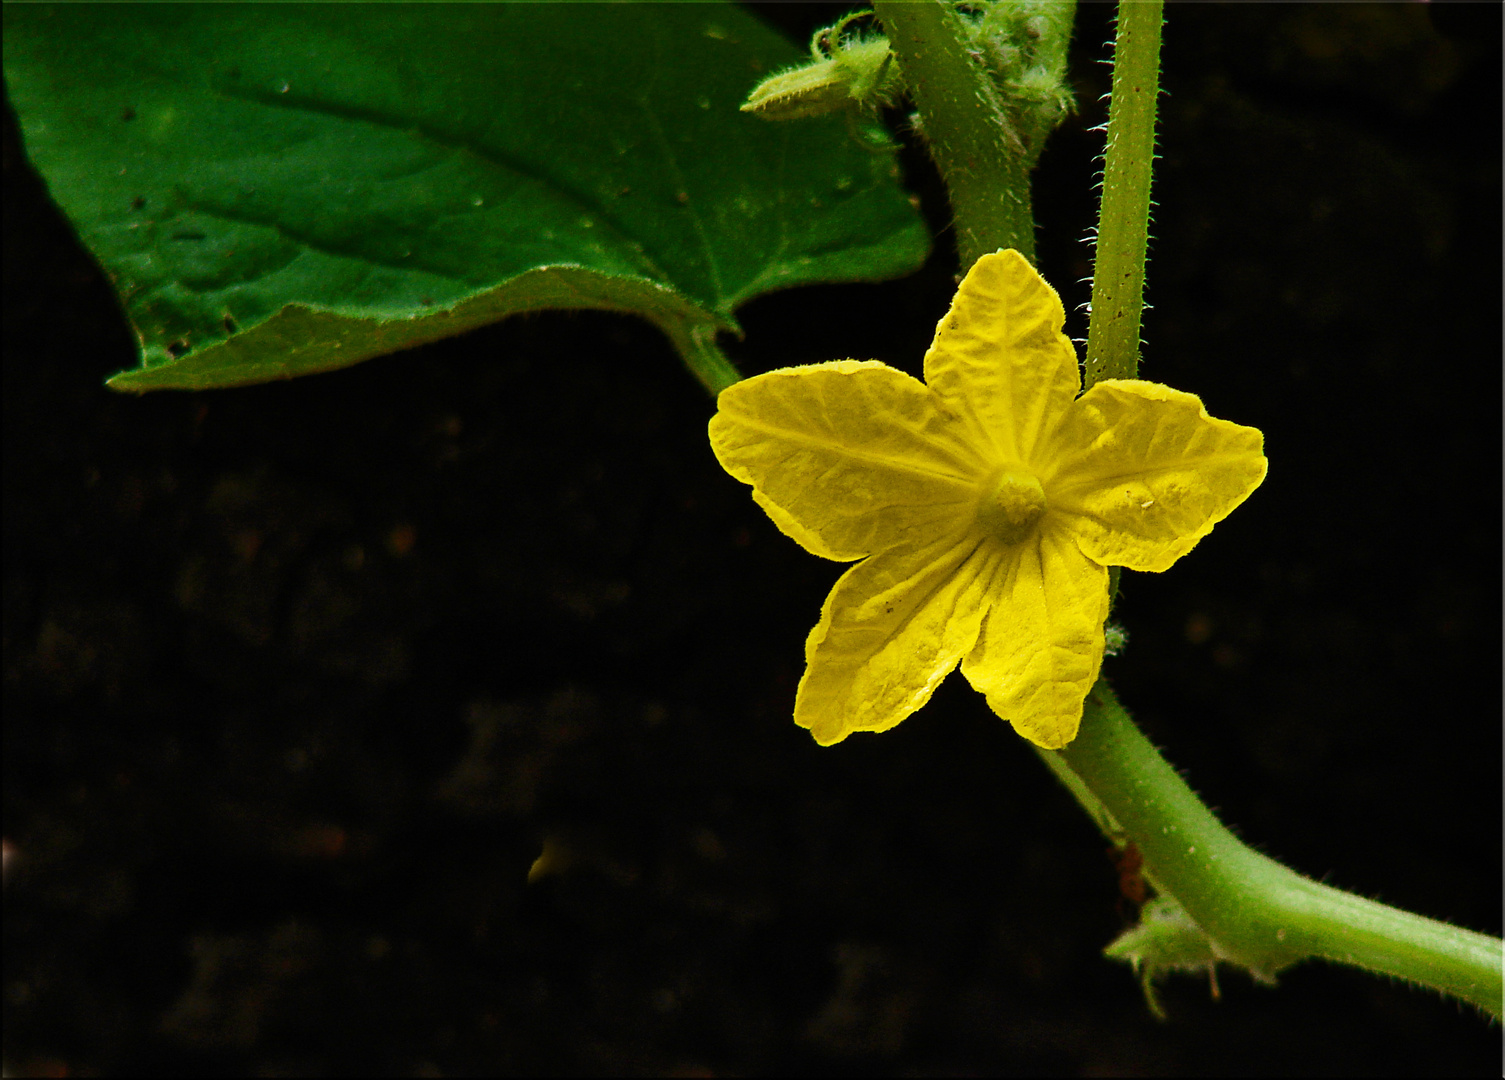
[1103,894,1276,1020]
[3,4,929,393]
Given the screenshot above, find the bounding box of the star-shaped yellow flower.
[709,250,1267,749]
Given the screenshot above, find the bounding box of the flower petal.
[960,524,1109,749]
[923,250,1081,465]
[709,360,987,562]
[795,526,1000,744]
[1044,380,1267,573]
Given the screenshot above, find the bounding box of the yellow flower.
[709,250,1267,749]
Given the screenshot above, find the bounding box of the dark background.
[5,4,1500,1075]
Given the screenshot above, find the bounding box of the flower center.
[977,467,1047,544]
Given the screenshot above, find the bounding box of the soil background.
[5,4,1501,1076]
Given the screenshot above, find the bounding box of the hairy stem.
[1084,0,1162,387]
[874,0,1035,266]
[1051,683,1502,1016]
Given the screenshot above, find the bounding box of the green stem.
[1084,0,1162,387]
[1052,682,1502,1016]
[1092,4,1152,607]
[874,0,1035,267]
[672,320,741,398]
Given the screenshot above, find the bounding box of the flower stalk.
[1051,683,1503,1016]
